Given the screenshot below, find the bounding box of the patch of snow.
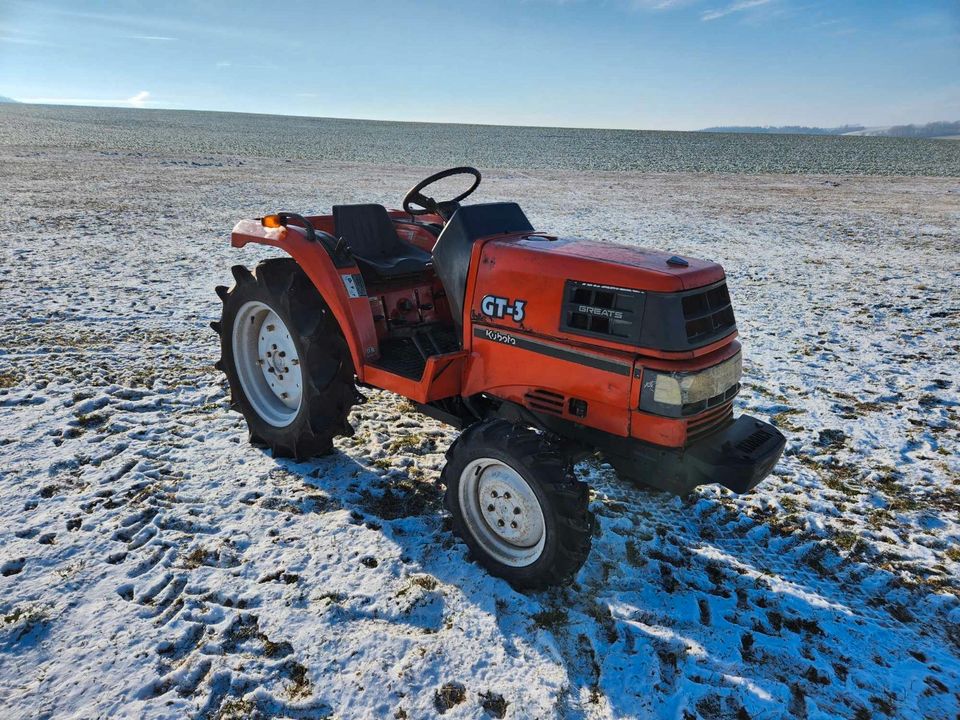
[232,218,286,241]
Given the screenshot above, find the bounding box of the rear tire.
[442,420,594,589]
[213,259,357,459]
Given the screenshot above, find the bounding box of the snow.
[232,218,286,241]
[0,148,958,719]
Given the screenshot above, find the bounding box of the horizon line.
[1,99,955,136]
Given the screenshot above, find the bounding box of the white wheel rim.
[232,301,303,428]
[458,458,546,568]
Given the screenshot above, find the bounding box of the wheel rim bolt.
[279,351,286,358]
[511,522,518,529]
[491,491,498,498]
[497,520,505,527]
[487,504,495,512]
[503,492,511,499]
[513,507,521,514]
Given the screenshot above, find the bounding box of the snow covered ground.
[0,148,958,720]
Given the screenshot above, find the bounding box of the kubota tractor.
[213,167,785,588]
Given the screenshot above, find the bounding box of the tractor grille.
[524,389,565,415]
[681,381,740,417]
[682,282,735,344]
[686,401,734,445]
[737,427,775,454]
[561,281,644,344]
[562,278,736,351]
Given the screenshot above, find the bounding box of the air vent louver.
[682,283,735,343]
[524,389,565,415]
[736,427,775,454]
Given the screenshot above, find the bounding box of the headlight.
[640,351,742,417]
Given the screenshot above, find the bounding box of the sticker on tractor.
[577,305,624,320]
[342,273,367,299]
[481,295,526,323]
[481,328,517,345]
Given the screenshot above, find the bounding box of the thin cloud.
[130,35,177,41]
[18,91,154,108]
[522,0,697,9]
[0,27,59,46]
[127,91,150,108]
[702,0,771,21]
[0,34,47,44]
[215,61,278,70]
[4,1,244,41]
[630,0,696,8]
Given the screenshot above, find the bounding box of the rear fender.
[231,221,378,377]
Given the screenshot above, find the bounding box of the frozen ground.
[0,147,958,720]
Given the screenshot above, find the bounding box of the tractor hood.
[535,238,724,292]
[469,234,735,354]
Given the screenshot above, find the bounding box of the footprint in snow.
[1,558,26,576]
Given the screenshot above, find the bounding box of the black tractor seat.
[333,204,432,279]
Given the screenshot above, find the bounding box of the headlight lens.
[640,351,742,417]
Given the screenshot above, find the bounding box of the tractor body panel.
[542,239,724,290]
[231,220,379,377]
[463,324,637,436]
[459,232,742,448]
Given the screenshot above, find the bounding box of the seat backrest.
[333,204,404,261]
[432,203,534,332]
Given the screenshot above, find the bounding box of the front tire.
[442,420,594,589]
[213,259,357,459]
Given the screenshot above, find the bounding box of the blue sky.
[0,0,957,130]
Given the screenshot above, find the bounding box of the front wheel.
[442,420,594,589]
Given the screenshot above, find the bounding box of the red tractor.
[213,167,785,588]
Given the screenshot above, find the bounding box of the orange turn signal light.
[261,214,284,229]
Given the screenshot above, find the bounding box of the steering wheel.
[402,166,481,217]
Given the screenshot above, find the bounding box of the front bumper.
[603,415,786,495]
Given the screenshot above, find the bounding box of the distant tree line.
[700,121,960,138]
[699,125,865,135]
[881,121,960,138]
